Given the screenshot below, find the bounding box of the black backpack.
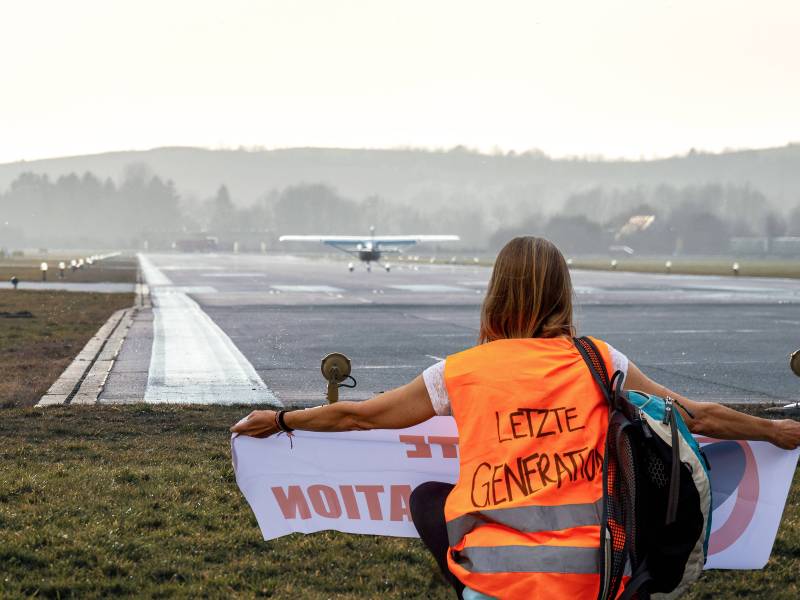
[574,337,712,600]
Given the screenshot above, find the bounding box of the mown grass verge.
[1,404,798,598]
[0,290,135,407]
[0,255,138,284]
[566,257,800,279]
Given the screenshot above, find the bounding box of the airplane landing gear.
[346,259,390,272]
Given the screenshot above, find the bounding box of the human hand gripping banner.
[231,417,800,569]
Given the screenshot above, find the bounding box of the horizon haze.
[2,0,799,163]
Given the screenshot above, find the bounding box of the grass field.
[0,255,138,284]
[0,405,448,599]
[566,257,800,279]
[0,404,798,599]
[0,290,135,408]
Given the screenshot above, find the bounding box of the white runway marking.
[139,254,172,285]
[426,354,445,362]
[359,365,419,369]
[390,284,469,293]
[203,272,266,278]
[171,286,218,294]
[271,285,345,293]
[160,265,224,271]
[138,254,280,406]
[457,280,489,287]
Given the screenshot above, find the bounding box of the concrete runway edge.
[36,283,149,406]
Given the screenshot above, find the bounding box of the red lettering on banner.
[272,485,312,519]
[400,435,432,458]
[400,435,459,458]
[308,485,342,518]
[355,485,385,519]
[390,485,413,521]
[339,485,361,519]
[429,436,459,458]
[271,483,428,522]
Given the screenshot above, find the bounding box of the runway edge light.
[321,353,356,404]
[767,348,800,414]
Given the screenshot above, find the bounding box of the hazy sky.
[1,0,799,163]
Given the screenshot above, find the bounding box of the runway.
[100,253,800,406]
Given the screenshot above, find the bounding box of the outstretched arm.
[230,375,436,437]
[625,361,800,450]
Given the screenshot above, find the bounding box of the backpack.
[573,337,713,600]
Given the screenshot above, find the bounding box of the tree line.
[1,164,798,255]
[0,165,182,248]
[496,183,800,255]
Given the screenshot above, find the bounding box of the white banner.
[232,417,799,569]
[698,437,800,569]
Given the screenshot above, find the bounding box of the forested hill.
[1,145,799,210]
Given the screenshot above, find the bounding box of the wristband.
[276,410,294,433]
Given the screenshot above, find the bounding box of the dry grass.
[0,290,135,407]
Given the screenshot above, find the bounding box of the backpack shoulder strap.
[573,336,612,404]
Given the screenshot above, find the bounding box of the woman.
[231,237,800,600]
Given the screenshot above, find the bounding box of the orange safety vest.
[444,337,613,600]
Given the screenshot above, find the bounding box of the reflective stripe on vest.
[446,498,603,546]
[454,544,601,574]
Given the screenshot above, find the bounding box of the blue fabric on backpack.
[626,390,713,557]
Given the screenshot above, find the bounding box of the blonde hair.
[479,237,575,343]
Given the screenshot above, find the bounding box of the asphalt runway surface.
[101,253,800,406]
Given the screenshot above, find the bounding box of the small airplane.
[279,227,460,271]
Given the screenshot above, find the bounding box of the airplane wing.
[279,234,459,251]
[279,236,369,252]
[371,235,460,245]
[279,236,370,244]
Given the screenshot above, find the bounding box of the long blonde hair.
[479,237,575,343]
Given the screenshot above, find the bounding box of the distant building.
[771,237,800,256]
[730,237,769,255]
[175,237,218,253]
[730,236,800,256]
